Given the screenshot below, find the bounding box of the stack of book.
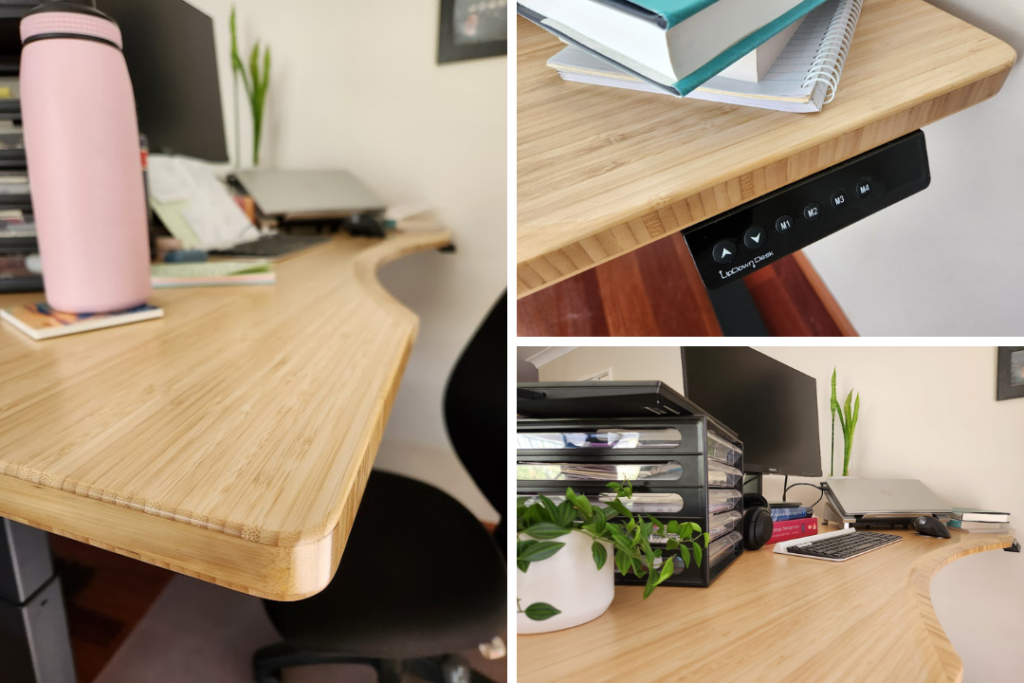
[519,0,864,112]
[0,5,39,292]
[947,509,1011,533]
[767,505,818,544]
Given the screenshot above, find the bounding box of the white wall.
[803,1,1024,335]
[186,0,505,521]
[532,345,1024,682]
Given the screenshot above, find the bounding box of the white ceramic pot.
[517,530,614,634]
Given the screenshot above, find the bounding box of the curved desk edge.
[0,229,452,601]
[909,529,1016,683]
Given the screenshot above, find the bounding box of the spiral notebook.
[547,0,862,113]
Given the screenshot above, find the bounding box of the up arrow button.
[712,240,737,264]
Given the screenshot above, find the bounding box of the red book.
[768,516,818,544]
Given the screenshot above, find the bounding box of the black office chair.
[253,294,506,683]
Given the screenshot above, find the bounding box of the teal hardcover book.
[518,0,831,97]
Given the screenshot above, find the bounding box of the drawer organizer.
[517,382,745,588]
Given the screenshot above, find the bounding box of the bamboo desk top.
[0,230,450,601]
[518,527,1016,683]
[516,0,1017,298]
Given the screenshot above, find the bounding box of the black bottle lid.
[26,1,112,21]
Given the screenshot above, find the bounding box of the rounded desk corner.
[907,529,1017,683]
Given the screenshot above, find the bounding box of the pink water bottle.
[20,0,150,313]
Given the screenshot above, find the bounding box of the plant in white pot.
[517,481,707,634]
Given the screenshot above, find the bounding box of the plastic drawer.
[707,460,742,488]
[708,531,743,568]
[516,461,683,483]
[707,429,742,466]
[708,510,743,541]
[516,427,684,450]
[708,489,742,514]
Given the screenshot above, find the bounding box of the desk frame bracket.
[0,519,77,683]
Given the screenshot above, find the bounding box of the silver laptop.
[825,478,951,517]
[233,169,385,218]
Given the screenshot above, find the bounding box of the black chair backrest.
[443,292,506,534]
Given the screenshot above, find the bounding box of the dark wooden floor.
[517,233,856,337]
[52,536,174,683]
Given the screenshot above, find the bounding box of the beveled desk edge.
[0,229,451,601]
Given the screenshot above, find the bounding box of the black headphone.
[742,493,773,550]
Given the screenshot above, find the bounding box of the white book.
[547,0,863,113]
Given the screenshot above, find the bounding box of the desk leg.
[0,519,77,683]
[706,281,770,337]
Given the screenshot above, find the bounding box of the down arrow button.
[743,226,768,250]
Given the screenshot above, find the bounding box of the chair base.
[253,641,499,683]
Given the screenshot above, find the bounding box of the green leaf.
[604,498,632,520]
[538,496,559,523]
[703,532,710,547]
[517,541,565,563]
[642,563,659,599]
[554,500,577,527]
[516,559,530,573]
[852,393,860,431]
[666,520,679,535]
[524,602,562,621]
[657,556,676,585]
[522,523,570,540]
[610,535,635,557]
[615,548,631,576]
[516,540,532,559]
[693,542,703,567]
[592,541,608,570]
[591,507,607,535]
[678,544,691,568]
[631,557,645,577]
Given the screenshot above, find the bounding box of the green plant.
[230,6,272,166]
[830,367,860,476]
[516,481,707,621]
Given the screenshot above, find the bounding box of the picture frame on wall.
[996,347,1024,401]
[438,0,507,64]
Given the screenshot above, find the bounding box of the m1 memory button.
[830,191,848,209]
[856,178,872,198]
[712,240,737,264]
[803,203,821,221]
[775,215,794,234]
[743,226,767,250]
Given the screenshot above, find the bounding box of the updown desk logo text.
[718,251,774,280]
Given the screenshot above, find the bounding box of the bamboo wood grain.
[0,230,450,600]
[518,528,1015,683]
[516,0,1017,298]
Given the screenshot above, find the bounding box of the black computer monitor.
[96,0,229,161]
[681,347,822,478]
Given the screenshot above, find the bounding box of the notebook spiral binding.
[802,0,864,104]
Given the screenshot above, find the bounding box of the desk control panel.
[684,130,930,290]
